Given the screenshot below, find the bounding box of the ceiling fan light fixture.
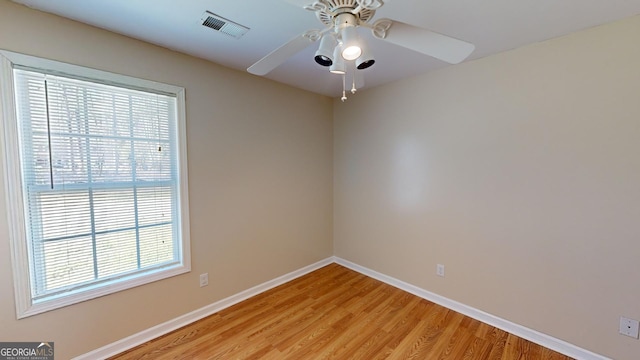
[246,0,476,99]
[330,45,346,74]
[340,26,362,60]
[314,33,337,67]
[356,42,375,70]
[357,59,375,70]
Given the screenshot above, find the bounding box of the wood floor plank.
[314,300,395,360]
[383,320,434,360]
[487,329,510,360]
[462,336,493,360]
[111,264,574,360]
[424,310,466,358]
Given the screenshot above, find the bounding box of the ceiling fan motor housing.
[313,0,376,27]
[334,12,359,31]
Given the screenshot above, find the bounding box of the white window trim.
[0,50,191,318]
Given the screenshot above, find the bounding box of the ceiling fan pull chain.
[341,73,348,102]
[351,63,357,94]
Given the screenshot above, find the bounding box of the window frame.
[0,50,191,318]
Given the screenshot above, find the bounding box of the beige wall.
[334,15,640,359]
[0,1,333,358]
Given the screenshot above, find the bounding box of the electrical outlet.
[436,264,445,277]
[619,316,640,339]
[199,273,209,287]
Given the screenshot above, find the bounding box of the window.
[0,51,190,318]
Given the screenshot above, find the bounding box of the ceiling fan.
[247,0,475,99]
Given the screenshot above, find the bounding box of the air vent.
[201,11,249,39]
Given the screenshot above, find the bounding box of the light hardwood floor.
[111,263,573,359]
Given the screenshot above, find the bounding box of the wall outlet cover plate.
[619,316,640,339]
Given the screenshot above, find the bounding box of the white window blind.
[8,65,188,308]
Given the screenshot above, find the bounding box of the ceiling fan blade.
[380,20,475,64]
[248,34,316,75]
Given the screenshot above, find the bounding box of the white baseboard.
[334,257,609,360]
[76,256,608,360]
[73,257,334,360]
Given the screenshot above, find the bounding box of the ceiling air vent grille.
[201,11,249,39]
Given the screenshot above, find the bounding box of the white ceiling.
[11,0,640,98]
